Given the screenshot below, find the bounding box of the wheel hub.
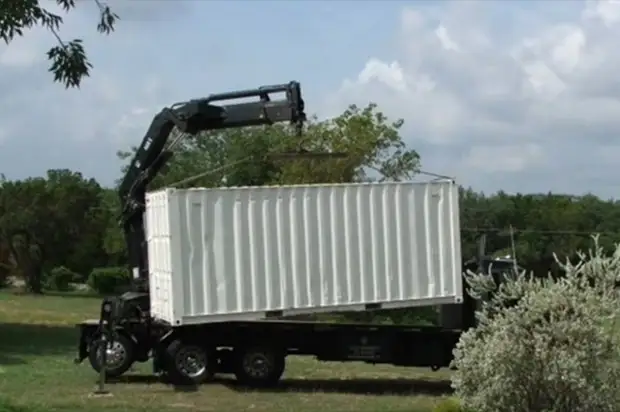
[243,353,272,378]
[96,341,127,369]
[175,347,207,378]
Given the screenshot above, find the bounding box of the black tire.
[164,339,215,385]
[88,333,135,378]
[233,346,285,387]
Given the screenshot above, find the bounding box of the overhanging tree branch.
[0,0,118,88]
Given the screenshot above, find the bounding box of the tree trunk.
[25,266,43,294]
[8,232,44,294]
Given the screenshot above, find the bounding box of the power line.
[462,228,619,236]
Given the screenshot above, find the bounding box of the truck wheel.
[88,334,135,378]
[165,339,214,385]
[233,346,285,387]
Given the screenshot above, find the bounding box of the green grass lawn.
[0,291,452,412]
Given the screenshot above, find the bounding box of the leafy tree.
[459,190,620,277]
[117,102,420,189]
[0,239,10,288]
[0,0,118,88]
[0,176,49,292]
[100,188,125,266]
[43,169,108,276]
[275,104,420,184]
[0,170,106,292]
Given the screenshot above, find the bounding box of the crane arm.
[117,81,305,289]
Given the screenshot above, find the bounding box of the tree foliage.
[452,237,620,412]
[87,266,130,295]
[0,0,118,88]
[117,103,420,189]
[0,170,107,292]
[45,265,76,291]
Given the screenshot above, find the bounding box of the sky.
[1,0,619,198]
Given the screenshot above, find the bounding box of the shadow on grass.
[106,375,199,393]
[0,353,26,365]
[225,377,452,396]
[0,322,78,364]
[106,374,452,396]
[42,291,102,299]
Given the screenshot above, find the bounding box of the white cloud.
[435,25,460,52]
[584,0,620,26]
[327,0,620,197]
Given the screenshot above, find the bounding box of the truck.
[74,81,516,386]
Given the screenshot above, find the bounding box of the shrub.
[87,267,131,295]
[44,266,76,292]
[451,236,620,412]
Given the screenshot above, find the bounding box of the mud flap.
[74,320,100,364]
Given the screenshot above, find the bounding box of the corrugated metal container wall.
[145,181,463,326]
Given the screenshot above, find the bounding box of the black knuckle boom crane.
[74,81,495,387]
[120,81,306,295]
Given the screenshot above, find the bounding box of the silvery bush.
[451,236,620,412]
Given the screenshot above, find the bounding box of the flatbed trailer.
[76,263,482,387]
[76,316,462,386]
[75,252,509,387]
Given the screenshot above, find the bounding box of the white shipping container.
[145,180,463,326]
